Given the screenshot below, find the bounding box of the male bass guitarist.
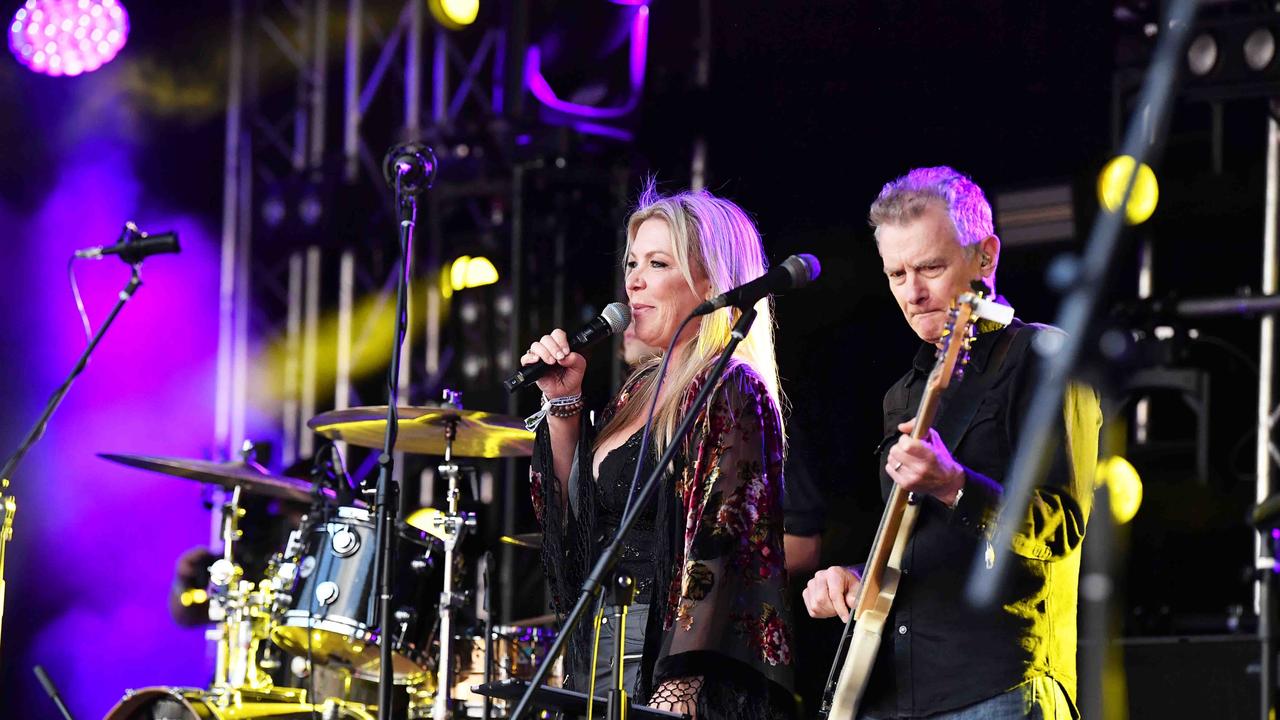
[803,167,1101,719]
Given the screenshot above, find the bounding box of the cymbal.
[499,532,542,550]
[507,613,557,627]
[99,453,321,505]
[308,405,534,458]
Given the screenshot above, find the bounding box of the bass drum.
[101,687,375,720]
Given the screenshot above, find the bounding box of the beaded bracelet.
[524,392,584,430]
[544,392,584,418]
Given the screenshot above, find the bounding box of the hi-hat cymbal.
[499,532,542,551]
[308,405,534,458]
[99,453,322,505]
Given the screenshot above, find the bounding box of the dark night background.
[0,0,1272,716]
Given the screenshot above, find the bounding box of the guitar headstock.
[927,281,1009,393]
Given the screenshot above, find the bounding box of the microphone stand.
[963,0,1194,607]
[510,307,759,719]
[0,224,156,656]
[374,143,435,720]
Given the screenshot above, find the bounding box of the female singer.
[522,185,796,719]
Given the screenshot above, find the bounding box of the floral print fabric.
[530,360,796,719]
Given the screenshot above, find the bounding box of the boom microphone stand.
[0,222,178,656]
[510,307,759,719]
[374,143,437,720]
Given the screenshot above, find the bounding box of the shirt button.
[898,625,907,635]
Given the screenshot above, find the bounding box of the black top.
[862,319,1099,718]
[781,424,825,536]
[593,428,658,597]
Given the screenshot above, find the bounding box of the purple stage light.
[526,3,649,120]
[9,0,129,77]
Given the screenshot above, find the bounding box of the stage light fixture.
[1097,155,1158,225]
[1179,13,1280,100]
[1186,32,1219,77]
[428,0,478,31]
[448,255,499,292]
[1244,26,1276,72]
[8,0,129,77]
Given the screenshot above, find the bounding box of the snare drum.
[271,505,437,682]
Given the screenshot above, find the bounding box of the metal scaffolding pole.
[1257,112,1280,720]
[217,0,246,461]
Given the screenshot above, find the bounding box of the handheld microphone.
[75,230,180,264]
[693,253,821,316]
[503,302,632,393]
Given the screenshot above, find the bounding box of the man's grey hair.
[868,166,994,253]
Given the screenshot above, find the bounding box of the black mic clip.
[382,142,439,197]
[74,221,181,265]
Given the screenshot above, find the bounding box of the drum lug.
[316,581,340,606]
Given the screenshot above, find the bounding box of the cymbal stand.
[208,485,246,693]
[433,389,476,720]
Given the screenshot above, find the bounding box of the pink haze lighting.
[8,0,129,77]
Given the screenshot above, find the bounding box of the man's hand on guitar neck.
[886,418,966,508]
[802,565,862,623]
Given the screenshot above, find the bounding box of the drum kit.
[100,393,561,720]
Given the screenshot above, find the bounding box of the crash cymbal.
[308,405,534,458]
[499,532,542,550]
[99,453,321,505]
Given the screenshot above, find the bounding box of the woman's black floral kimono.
[529,360,796,719]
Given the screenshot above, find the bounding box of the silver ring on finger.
[893,461,903,471]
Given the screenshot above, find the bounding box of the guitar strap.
[931,323,1036,453]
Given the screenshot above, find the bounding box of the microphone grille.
[781,254,822,287]
[601,302,632,334]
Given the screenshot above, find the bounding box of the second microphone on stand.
[503,302,632,393]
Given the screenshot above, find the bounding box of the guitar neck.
[854,378,943,611]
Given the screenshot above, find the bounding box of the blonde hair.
[596,184,783,458]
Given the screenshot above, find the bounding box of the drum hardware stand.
[375,142,437,720]
[434,388,478,720]
[604,572,636,720]
[0,223,170,656]
[206,484,305,705]
[478,551,494,720]
[511,307,759,720]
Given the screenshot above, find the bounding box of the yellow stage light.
[1096,455,1143,525]
[428,0,478,31]
[449,255,499,292]
[1097,155,1159,225]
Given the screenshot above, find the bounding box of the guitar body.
[828,502,919,719]
[828,567,896,718]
